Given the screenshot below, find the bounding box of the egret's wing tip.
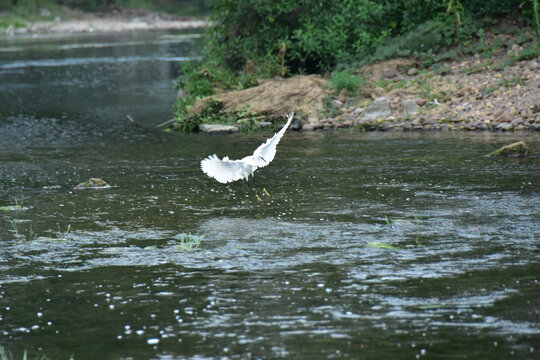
[201,154,245,183]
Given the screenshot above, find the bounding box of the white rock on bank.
[199,124,239,134]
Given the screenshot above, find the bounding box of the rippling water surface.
[0,31,539,359]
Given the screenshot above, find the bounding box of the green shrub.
[206,0,525,76]
[330,70,364,95]
[369,19,455,63]
[173,98,229,132]
[209,0,447,74]
[0,16,27,29]
[183,0,528,86]
[515,45,540,60]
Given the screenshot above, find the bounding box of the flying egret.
[201,112,294,200]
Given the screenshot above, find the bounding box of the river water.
[0,31,539,359]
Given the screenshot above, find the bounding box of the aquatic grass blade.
[365,242,398,250]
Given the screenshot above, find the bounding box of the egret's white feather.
[200,113,294,183]
[252,112,294,167]
[200,155,249,184]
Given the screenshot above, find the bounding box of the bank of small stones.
[208,54,540,133]
[308,54,540,132]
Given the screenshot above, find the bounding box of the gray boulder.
[360,97,391,123]
[199,124,239,134]
[402,99,419,115]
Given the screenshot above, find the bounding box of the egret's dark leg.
[252,177,270,197]
[246,179,262,201]
[252,161,270,196]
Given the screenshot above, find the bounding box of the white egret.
[201,112,294,200]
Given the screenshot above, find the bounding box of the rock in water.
[291,119,303,131]
[486,141,530,157]
[74,177,111,190]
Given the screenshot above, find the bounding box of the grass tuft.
[55,224,72,241]
[330,70,364,95]
[175,233,203,251]
[0,198,29,212]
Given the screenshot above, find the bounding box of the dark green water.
[0,31,539,359]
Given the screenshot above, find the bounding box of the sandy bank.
[2,7,207,36]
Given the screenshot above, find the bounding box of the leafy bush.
[182,0,529,84]
[330,70,364,95]
[515,45,540,60]
[209,0,445,74]
[369,20,454,62]
[0,16,27,29]
[206,0,526,75]
[173,97,226,132]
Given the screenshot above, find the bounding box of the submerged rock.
[199,124,239,134]
[486,141,530,157]
[74,177,111,190]
[291,119,303,131]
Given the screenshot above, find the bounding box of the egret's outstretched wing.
[252,112,294,167]
[200,155,246,183]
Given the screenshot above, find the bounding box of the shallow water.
[1,31,539,359]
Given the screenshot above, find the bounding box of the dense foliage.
[203,0,529,75]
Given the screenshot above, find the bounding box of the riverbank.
[1,6,206,36]
[323,52,540,132]
[180,45,540,133]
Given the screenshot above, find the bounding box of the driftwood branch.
[156,118,176,128]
